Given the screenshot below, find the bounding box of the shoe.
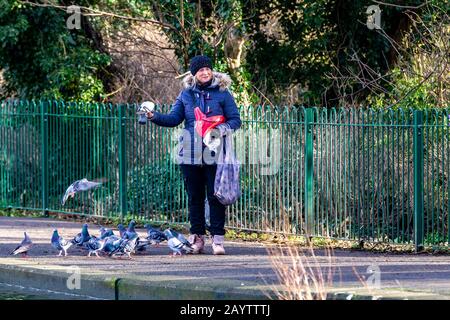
[188,234,205,254]
[211,235,225,255]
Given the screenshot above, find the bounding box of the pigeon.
[100,236,122,255]
[135,238,151,252]
[123,220,138,240]
[117,224,127,238]
[51,229,73,256]
[88,240,108,257]
[144,224,167,246]
[86,236,105,257]
[71,223,91,246]
[90,234,122,257]
[11,232,33,257]
[164,229,193,256]
[99,227,115,239]
[168,229,193,249]
[118,221,148,252]
[109,237,139,259]
[107,237,127,256]
[122,237,140,259]
[61,178,102,206]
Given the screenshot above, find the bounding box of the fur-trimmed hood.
[182,71,232,91]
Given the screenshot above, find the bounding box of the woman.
[145,55,241,255]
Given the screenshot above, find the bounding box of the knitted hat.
[189,55,213,75]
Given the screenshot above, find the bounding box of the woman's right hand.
[139,101,155,119]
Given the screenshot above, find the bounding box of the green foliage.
[242,0,449,106]
[126,159,185,216]
[151,0,254,102]
[366,68,438,110]
[150,1,240,63]
[364,1,450,110]
[242,0,336,105]
[425,232,446,245]
[0,0,448,106]
[0,0,110,101]
[215,61,258,105]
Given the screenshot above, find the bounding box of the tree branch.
[18,0,179,32]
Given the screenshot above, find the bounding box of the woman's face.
[195,67,213,84]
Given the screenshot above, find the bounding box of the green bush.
[126,159,186,219]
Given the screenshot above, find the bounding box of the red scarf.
[194,107,225,137]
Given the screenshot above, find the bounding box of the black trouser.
[180,164,226,236]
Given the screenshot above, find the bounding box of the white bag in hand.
[137,101,155,125]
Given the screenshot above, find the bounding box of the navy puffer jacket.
[150,71,242,164]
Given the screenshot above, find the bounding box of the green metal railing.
[1,100,450,249]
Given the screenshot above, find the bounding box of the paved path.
[1,216,450,299]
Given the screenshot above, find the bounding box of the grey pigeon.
[99,235,121,255]
[117,224,127,238]
[122,237,140,259]
[61,178,102,206]
[168,229,193,249]
[109,237,139,259]
[135,238,151,252]
[99,227,115,239]
[51,229,73,256]
[11,232,33,257]
[86,236,105,257]
[123,220,138,240]
[108,237,128,257]
[164,229,193,256]
[144,224,167,246]
[71,223,91,247]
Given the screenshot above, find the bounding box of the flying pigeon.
[11,232,33,257]
[164,229,193,256]
[61,178,103,206]
[71,223,91,247]
[51,229,73,256]
[144,224,167,246]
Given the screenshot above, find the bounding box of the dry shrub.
[265,244,335,300]
[102,21,182,104]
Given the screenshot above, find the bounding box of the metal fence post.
[118,104,127,221]
[413,110,424,251]
[41,101,49,217]
[304,108,314,237]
